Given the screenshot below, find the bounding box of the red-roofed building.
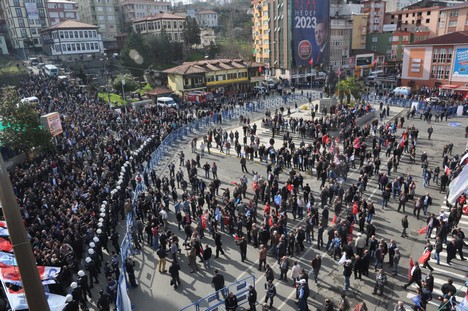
[401,31,468,94]
[133,13,186,42]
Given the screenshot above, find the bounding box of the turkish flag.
[309,58,313,65]
[408,257,415,281]
[259,66,262,73]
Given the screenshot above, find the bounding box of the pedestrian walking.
[169,261,181,290]
[264,280,276,309]
[402,261,422,289]
[240,156,249,173]
[279,256,289,281]
[401,215,409,238]
[248,285,257,311]
[339,292,350,311]
[215,232,225,258]
[373,269,387,295]
[311,254,322,285]
[212,270,226,300]
[203,244,213,270]
[237,236,248,262]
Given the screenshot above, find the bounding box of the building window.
[15,8,23,17]
[449,11,458,17]
[448,48,453,61]
[20,28,27,37]
[86,43,90,50]
[448,21,457,27]
[432,48,438,62]
[431,65,436,78]
[425,19,430,23]
[427,11,431,15]
[372,36,378,42]
[13,0,20,6]
[18,18,25,27]
[439,48,447,62]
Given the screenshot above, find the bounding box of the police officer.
[77,270,92,301]
[85,256,99,288]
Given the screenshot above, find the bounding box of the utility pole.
[0,154,50,311]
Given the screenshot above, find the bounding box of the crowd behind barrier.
[362,95,467,117]
[116,93,309,311]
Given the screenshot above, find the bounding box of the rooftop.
[439,1,468,11]
[409,31,468,46]
[46,0,77,3]
[163,59,262,75]
[134,12,186,23]
[42,20,98,31]
[197,10,217,14]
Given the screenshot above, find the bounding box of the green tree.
[0,87,52,153]
[207,41,218,59]
[182,16,201,48]
[120,31,148,76]
[113,74,138,94]
[335,76,365,105]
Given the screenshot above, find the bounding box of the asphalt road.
[124,101,468,311]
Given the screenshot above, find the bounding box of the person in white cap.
[70,281,86,307]
[62,294,79,311]
[77,270,92,301]
[85,256,99,288]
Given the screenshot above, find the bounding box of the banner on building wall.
[292,0,330,67]
[25,3,39,19]
[452,47,468,78]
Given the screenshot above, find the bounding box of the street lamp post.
[0,155,50,311]
[121,78,126,102]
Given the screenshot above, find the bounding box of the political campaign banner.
[1,266,60,286]
[292,0,330,67]
[0,252,17,266]
[0,239,13,253]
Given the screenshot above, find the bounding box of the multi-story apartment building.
[133,13,185,42]
[361,0,386,33]
[384,6,440,37]
[120,0,170,28]
[437,2,468,36]
[267,0,289,79]
[0,0,49,56]
[46,0,79,26]
[351,13,368,50]
[195,10,217,28]
[330,17,353,70]
[40,20,103,60]
[251,0,269,66]
[76,0,121,49]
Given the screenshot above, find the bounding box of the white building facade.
[40,20,104,61]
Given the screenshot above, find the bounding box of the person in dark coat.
[212,270,226,299]
[169,261,181,289]
[446,238,457,265]
[237,237,248,262]
[403,261,422,289]
[248,284,257,311]
[215,232,225,258]
[353,255,365,280]
[225,292,238,311]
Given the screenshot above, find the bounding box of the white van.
[157,97,178,109]
[43,65,59,77]
[21,96,39,104]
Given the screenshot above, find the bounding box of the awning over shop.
[440,84,460,89]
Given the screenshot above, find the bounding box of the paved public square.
[123,97,467,311]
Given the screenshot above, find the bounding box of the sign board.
[383,24,397,32]
[292,0,330,67]
[25,3,39,19]
[40,112,63,137]
[452,47,468,78]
